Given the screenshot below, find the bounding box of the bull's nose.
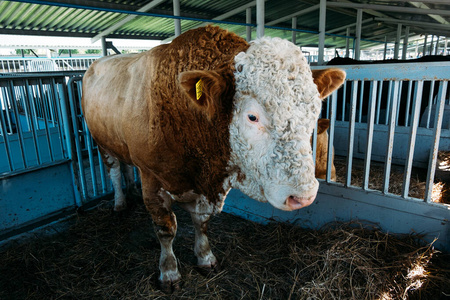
[286,195,316,210]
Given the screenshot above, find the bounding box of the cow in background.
[82,26,345,291]
[314,119,336,181]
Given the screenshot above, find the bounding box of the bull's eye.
[247,114,258,122]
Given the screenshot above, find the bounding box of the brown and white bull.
[82,26,345,291]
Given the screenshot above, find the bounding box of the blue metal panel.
[223,187,450,251]
[0,162,76,233]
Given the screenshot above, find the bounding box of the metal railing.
[0,57,98,73]
[312,61,449,203]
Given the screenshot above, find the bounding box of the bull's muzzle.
[286,194,316,210]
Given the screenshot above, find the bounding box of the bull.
[82,26,345,291]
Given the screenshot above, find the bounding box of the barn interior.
[0,1,449,299]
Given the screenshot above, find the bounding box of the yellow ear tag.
[196,79,203,100]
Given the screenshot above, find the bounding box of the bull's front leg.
[190,212,218,271]
[140,172,181,292]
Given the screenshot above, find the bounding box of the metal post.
[101,37,107,56]
[415,40,419,57]
[394,24,401,59]
[256,0,264,38]
[383,36,387,59]
[318,0,326,65]
[435,36,439,55]
[345,27,350,58]
[173,0,181,37]
[402,26,409,59]
[354,9,362,60]
[246,7,252,42]
[423,34,428,55]
[444,37,448,56]
[430,35,434,55]
[292,16,297,44]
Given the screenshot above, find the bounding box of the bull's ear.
[311,68,346,99]
[178,70,227,120]
[317,118,330,134]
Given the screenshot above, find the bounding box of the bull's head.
[179,37,345,211]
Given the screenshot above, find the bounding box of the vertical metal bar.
[341,82,347,121]
[383,36,387,60]
[54,79,70,159]
[402,81,423,199]
[363,81,378,190]
[394,24,402,59]
[98,148,108,193]
[402,26,410,60]
[256,0,265,38]
[354,9,362,60]
[84,124,98,196]
[0,87,14,172]
[318,0,326,65]
[173,0,181,37]
[38,79,54,162]
[424,81,447,203]
[50,79,66,158]
[346,81,358,186]
[375,81,383,124]
[395,81,403,126]
[383,81,400,194]
[425,80,435,128]
[385,80,393,125]
[312,121,317,168]
[326,90,338,182]
[357,80,364,123]
[246,7,252,42]
[8,81,27,169]
[404,81,413,126]
[345,27,350,58]
[67,78,88,200]
[291,16,297,45]
[423,35,428,55]
[25,79,42,165]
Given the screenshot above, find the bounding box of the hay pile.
[333,156,450,204]
[0,200,449,300]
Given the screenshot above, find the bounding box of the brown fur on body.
[82,26,249,204]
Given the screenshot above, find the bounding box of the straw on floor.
[0,198,448,300]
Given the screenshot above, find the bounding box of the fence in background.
[0,57,98,73]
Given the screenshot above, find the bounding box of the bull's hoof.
[196,261,221,277]
[158,279,182,293]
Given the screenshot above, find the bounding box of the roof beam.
[327,2,450,16]
[409,2,449,25]
[266,4,319,26]
[161,1,268,43]
[90,0,165,43]
[375,17,450,31]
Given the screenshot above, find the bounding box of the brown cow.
[314,119,336,181]
[82,26,345,291]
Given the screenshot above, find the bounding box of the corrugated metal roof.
[0,0,449,51]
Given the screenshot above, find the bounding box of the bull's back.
[82,52,154,163]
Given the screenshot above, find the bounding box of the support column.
[402,26,409,59]
[415,40,419,58]
[173,0,181,37]
[383,36,387,59]
[246,7,252,42]
[444,37,448,56]
[430,35,434,55]
[318,0,326,65]
[345,27,350,58]
[101,37,107,56]
[423,35,428,55]
[256,0,264,38]
[394,24,401,59]
[354,8,362,60]
[292,17,297,44]
[435,36,439,55]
